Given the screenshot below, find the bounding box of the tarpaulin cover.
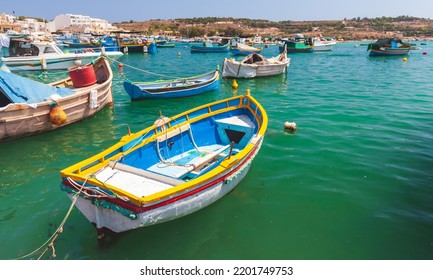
[0,70,74,104]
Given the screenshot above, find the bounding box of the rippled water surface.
[1,42,433,260]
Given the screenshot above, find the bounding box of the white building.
[52,14,91,30]
[47,14,116,33]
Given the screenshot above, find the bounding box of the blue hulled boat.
[123,70,220,100]
[190,41,230,53]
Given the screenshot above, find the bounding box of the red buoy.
[422,52,427,55]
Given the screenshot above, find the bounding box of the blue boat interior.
[118,108,257,182]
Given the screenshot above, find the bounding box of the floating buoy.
[403,57,407,62]
[284,121,297,133]
[118,63,123,71]
[49,102,67,125]
[245,89,250,96]
[232,79,238,89]
[423,52,427,55]
[178,51,181,56]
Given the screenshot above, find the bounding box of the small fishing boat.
[123,70,220,100]
[0,56,114,142]
[155,40,175,48]
[367,38,411,56]
[118,37,147,53]
[231,43,262,56]
[59,91,268,235]
[222,52,290,78]
[1,38,123,71]
[190,41,230,53]
[279,34,314,53]
[312,37,336,52]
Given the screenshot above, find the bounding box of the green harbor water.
[1,42,433,260]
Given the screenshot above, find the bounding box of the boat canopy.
[0,70,74,106]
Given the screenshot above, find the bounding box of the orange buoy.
[118,63,124,71]
[49,102,67,125]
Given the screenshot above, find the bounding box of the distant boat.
[222,52,290,78]
[59,92,268,234]
[191,41,230,53]
[155,40,175,48]
[1,38,123,71]
[123,69,220,100]
[312,37,336,52]
[0,57,113,142]
[279,35,314,53]
[231,43,262,56]
[118,37,147,53]
[367,38,411,56]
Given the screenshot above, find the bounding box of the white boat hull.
[222,57,290,78]
[1,52,122,71]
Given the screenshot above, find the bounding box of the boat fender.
[49,102,67,126]
[137,38,142,44]
[89,89,98,109]
[40,57,47,71]
[84,48,95,53]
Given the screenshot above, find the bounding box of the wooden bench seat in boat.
[148,144,230,179]
[94,163,182,198]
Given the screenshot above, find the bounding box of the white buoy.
[284,121,297,133]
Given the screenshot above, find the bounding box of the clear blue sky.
[2,0,432,22]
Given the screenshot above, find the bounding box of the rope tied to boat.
[13,177,90,260]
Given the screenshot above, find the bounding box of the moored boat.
[222,52,290,78]
[279,34,314,53]
[367,38,411,56]
[0,56,114,142]
[123,69,220,100]
[1,38,123,71]
[312,37,336,52]
[191,41,230,53]
[231,43,262,56]
[59,91,268,235]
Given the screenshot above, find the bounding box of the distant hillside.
[113,16,433,40]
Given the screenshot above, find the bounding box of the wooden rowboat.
[0,56,113,142]
[123,70,220,100]
[60,91,268,236]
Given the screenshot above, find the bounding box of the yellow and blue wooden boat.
[123,69,220,100]
[60,91,268,235]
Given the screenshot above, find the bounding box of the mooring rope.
[14,177,89,260]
